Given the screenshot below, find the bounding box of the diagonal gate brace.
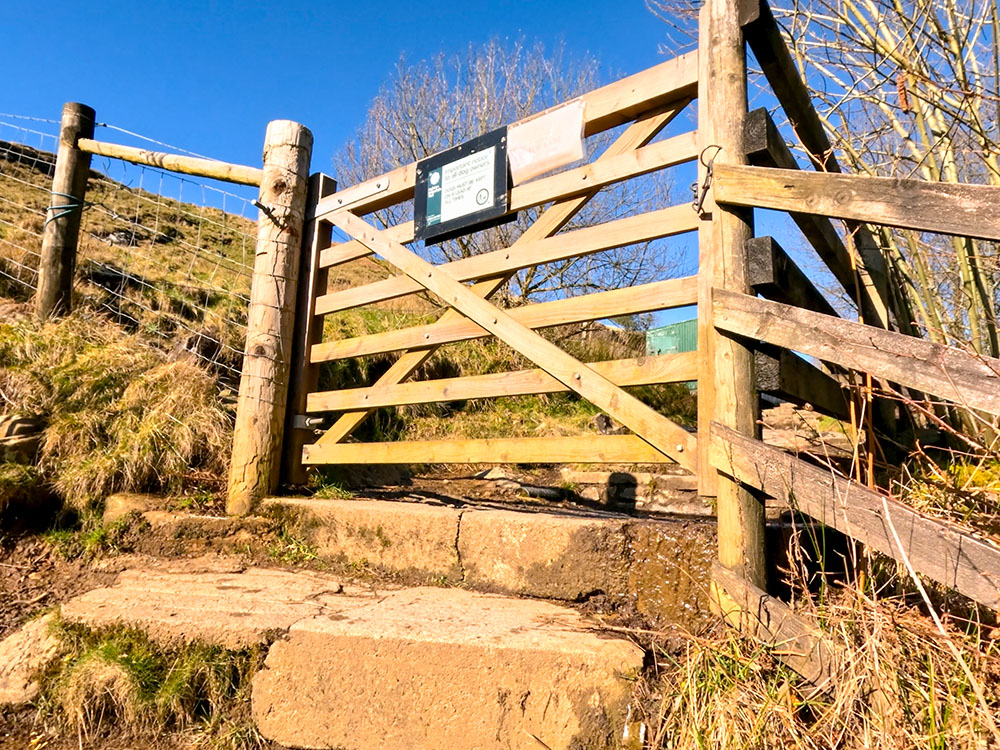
[327,210,698,471]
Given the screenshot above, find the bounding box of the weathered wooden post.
[227,120,313,515]
[282,173,336,487]
[697,0,767,587]
[35,102,95,320]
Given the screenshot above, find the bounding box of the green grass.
[267,528,319,565]
[42,507,146,560]
[41,619,267,747]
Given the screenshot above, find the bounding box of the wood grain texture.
[316,129,698,270]
[307,351,698,412]
[711,424,1000,610]
[281,174,336,486]
[313,108,684,449]
[314,204,697,315]
[713,289,1000,415]
[754,346,849,420]
[309,52,699,220]
[311,276,696,362]
[226,121,313,515]
[714,164,1000,243]
[303,434,678,465]
[331,210,699,470]
[36,102,95,320]
[743,109,888,326]
[77,138,263,186]
[746,236,838,318]
[697,0,766,586]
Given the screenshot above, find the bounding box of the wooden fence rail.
[713,289,1000,416]
[711,423,1000,610]
[713,164,1000,243]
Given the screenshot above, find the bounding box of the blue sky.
[3,0,678,171]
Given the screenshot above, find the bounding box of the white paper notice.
[439,147,496,223]
[507,99,586,185]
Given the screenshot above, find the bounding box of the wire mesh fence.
[0,114,259,382]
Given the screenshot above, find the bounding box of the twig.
[881,495,1000,744]
[14,591,49,606]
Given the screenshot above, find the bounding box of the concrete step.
[265,497,715,630]
[53,566,644,750]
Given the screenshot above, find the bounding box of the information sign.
[414,127,512,244]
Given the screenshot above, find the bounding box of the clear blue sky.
[3,0,676,172]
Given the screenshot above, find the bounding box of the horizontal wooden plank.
[754,345,849,421]
[710,423,1000,610]
[711,561,841,693]
[714,164,1000,243]
[746,236,838,318]
[302,434,679,465]
[315,204,698,315]
[307,351,698,412]
[317,130,699,270]
[77,138,263,186]
[713,289,1000,415]
[310,52,698,219]
[312,276,697,362]
[330,210,698,470]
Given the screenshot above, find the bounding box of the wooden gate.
[283,52,705,479]
[268,0,1000,682]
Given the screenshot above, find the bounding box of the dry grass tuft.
[45,622,267,747]
[0,313,232,508]
[635,579,1000,749]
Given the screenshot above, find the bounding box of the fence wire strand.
[0,114,261,379]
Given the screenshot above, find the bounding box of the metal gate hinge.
[690,145,723,216]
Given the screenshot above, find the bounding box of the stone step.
[253,586,644,750]
[52,566,644,750]
[265,497,715,630]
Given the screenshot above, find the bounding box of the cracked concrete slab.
[459,510,631,600]
[60,567,376,649]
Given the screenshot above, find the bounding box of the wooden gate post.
[282,174,336,487]
[697,0,767,587]
[35,102,95,321]
[227,120,313,515]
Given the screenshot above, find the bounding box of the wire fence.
[0,114,259,381]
